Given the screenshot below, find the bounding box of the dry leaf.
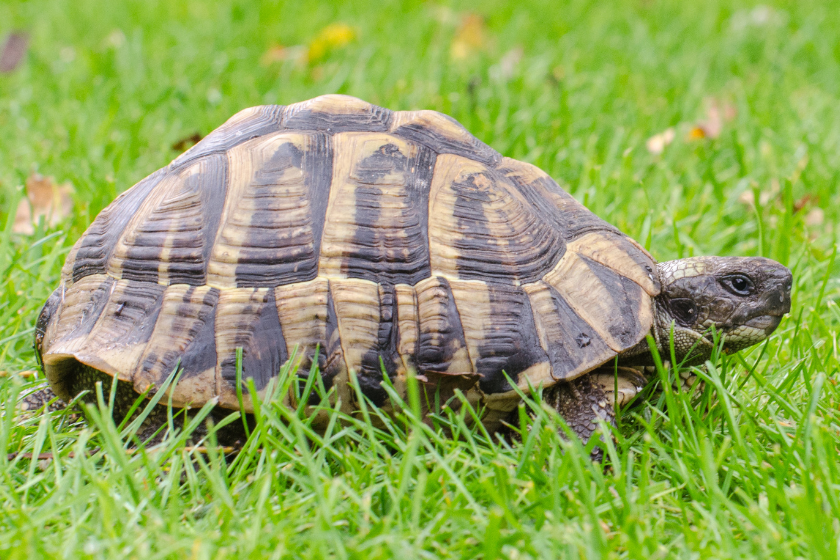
[451,14,487,60]
[646,128,675,155]
[429,5,459,25]
[171,132,203,152]
[730,6,786,31]
[260,44,307,66]
[13,173,74,234]
[0,32,29,73]
[793,194,817,213]
[105,29,126,49]
[804,208,824,227]
[490,46,524,80]
[738,179,779,208]
[687,100,736,141]
[307,23,356,63]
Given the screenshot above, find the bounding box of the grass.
[1,0,839,557]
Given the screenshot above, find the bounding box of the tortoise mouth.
[743,314,782,335]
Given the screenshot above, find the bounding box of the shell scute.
[282,95,393,133]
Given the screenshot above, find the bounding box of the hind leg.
[19,383,66,414]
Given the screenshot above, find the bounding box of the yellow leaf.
[13,173,74,234]
[451,14,487,60]
[687,126,706,140]
[307,23,356,63]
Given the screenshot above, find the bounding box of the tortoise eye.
[722,274,754,296]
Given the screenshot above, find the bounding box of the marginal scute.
[273,278,347,406]
[35,284,63,355]
[319,132,434,284]
[214,288,287,410]
[540,251,651,353]
[329,278,401,407]
[45,274,115,354]
[522,280,615,381]
[428,154,566,284]
[71,280,167,382]
[413,276,472,375]
[394,284,419,371]
[448,279,548,393]
[133,284,219,405]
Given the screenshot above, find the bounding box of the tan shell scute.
[39,95,661,410]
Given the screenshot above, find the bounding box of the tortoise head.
[653,256,792,364]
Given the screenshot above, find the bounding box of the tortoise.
[27,94,792,448]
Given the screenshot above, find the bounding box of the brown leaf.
[171,132,203,152]
[260,44,307,66]
[13,173,74,234]
[792,194,817,214]
[738,179,779,208]
[0,32,29,73]
[491,46,524,80]
[307,23,356,63]
[804,208,824,227]
[451,13,487,60]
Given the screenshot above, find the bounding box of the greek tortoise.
[27,95,792,449]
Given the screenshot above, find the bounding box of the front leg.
[543,374,614,453]
[541,367,647,461]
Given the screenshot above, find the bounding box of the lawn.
[1,0,839,558]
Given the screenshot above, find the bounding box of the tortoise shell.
[35,95,660,426]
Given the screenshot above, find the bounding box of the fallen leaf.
[429,5,459,25]
[730,6,787,31]
[792,194,817,213]
[645,128,675,155]
[13,173,74,234]
[105,29,126,49]
[686,126,707,140]
[804,208,824,227]
[687,99,736,141]
[171,132,203,152]
[451,13,487,60]
[738,179,779,208]
[0,32,29,73]
[307,23,355,63]
[260,44,307,66]
[490,46,524,80]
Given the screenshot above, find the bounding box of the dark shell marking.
[37,95,658,415]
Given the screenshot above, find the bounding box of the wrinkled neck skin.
[617,298,714,368]
[617,256,793,368]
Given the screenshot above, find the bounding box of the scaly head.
[651,256,792,364]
